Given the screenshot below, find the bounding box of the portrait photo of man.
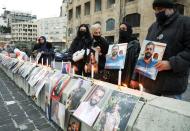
[105,43,127,69]
[67,115,81,131]
[94,90,139,131]
[66,79,86,111]
[73,86,106,126]
[62,62,71,74]
[135,40,166,80]
[99,102,121,131]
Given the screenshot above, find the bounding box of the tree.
[0,26,11,33]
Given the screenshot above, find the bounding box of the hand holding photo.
[135,40,166,80]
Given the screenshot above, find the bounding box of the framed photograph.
[67,115,81,131]
[105,43,128,69]
[51,99,65,129]
[93,90,139,131]
[135,40,166,80]
[61,62,71,74]
[73,85,111,127]
[63,78,93,111]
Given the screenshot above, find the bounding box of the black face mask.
[155,10,168,25]
[93,35,101,40]
[79,31,86,37]
[144,52,152,60]
[119,30,131,43]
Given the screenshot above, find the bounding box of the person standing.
[35,36,54,66]
[106,23,140,86]
[68,24,93,75]
[131,0,190,99]
[90,24,109,78]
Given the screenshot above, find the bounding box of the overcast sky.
[0,0,63,19]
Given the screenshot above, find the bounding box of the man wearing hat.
[131,0,190,99]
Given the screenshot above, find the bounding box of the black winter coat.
[138,12,190,95]
[68,36,92,75]
[92,37,109,70]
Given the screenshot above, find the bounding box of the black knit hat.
[153,0,175,9]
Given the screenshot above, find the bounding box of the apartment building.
[37,17,67,48]
[11,22,37,42]
[1,10,37,27]
[66,0,190,45]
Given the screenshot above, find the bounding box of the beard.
[112,52,118,57]
[90,99,98,106]
[144,52,152,60]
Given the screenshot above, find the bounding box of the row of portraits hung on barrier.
[0,54,140,131]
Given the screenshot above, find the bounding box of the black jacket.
[68,36,92,75]
[138,12,190,95]
[38,42,54,65]
[92,37,109,70]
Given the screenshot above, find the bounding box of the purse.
[72,49,85,62]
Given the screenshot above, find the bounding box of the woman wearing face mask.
[68,24,93,75]
[36,36,54,66]
[106,23,140,86]
[90,24,109,78]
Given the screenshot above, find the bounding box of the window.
[69,9,73,20]
[107,0,115,8]
[123,13,140,27]
[76,6,81,18]
[176,4,184,15]
[106,18,115,31]
[105,36,114,44]
[95,0,101,12]
[85,2,90,16]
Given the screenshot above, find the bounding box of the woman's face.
[93,28,101,37]
[39,37,45,44]
[119,24,127,31]
[80,26,87,32]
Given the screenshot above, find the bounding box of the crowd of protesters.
[66,0,190,100]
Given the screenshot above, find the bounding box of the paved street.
[0,68,60,131]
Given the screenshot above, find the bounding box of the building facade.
[11,22,37,42]
[1,10,37,27]
[37,17,67,49]
[66,0,190,45]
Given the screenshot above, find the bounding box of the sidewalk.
[0,69,59,131]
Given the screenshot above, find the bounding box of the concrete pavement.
[0,68,60,131]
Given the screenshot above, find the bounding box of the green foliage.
[0,26,11,33]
